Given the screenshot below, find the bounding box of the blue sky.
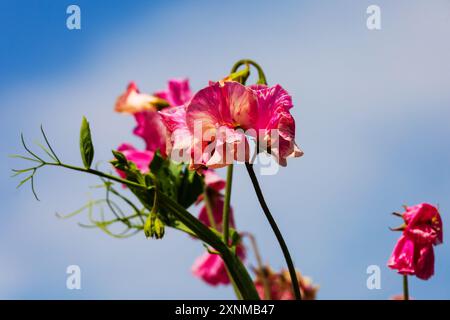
[1,0,450,299]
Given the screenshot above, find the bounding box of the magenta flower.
[114,143,153,178]
[192,246,245,286]
[133,111,168,157]
[154,78,192,107]
[388,203,443,280]
[159,80,302,169]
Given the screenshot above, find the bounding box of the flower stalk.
[403,275,409,300]
[245,162,302,300]
[222,164,234,244]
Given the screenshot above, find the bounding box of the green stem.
[204,186,242,300]
[222,164,234,244]
[403,275,409,300]
[231,59,267,85]
[203,188,218,230]
[245,162,302,300]
[47,162,145,190]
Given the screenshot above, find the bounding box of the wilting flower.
[159,80,302,169]
[388,203,443,280]
[114,143,153,179]
[192,246,246,286]
[254,267,318,300]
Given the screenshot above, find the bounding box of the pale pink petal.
[115,82,159,114]
[204,127,249,169]
[159,105,192,162]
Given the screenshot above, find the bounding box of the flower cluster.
[14,59,445,301]
[112,76,312,297]
[115,79,248,286]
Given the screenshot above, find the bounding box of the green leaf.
[150,151,179,201]
[177,167,203,208]
[149,151,204,208]
[80,116,95,169]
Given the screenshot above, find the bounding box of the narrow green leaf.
[80,116,95,169]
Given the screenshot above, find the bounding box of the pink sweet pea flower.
[115,82,161,114]
[388,203,443,280]
[114,143,154,179]
[192,246,245,286]
[186,81,256,169]
[159,80,303,169]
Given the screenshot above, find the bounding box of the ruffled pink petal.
[204,126,249,169]
[405,225,438,245]
[186,81,258,134]
[387,235,415,275]
[415,244,435,280]
[115,82,159,114]
[154,78,192,107]
[133,111,167,156]
[249,84,303,166]
[159,105,192,162]
[403,203,443,245]
[250,84,293,127]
